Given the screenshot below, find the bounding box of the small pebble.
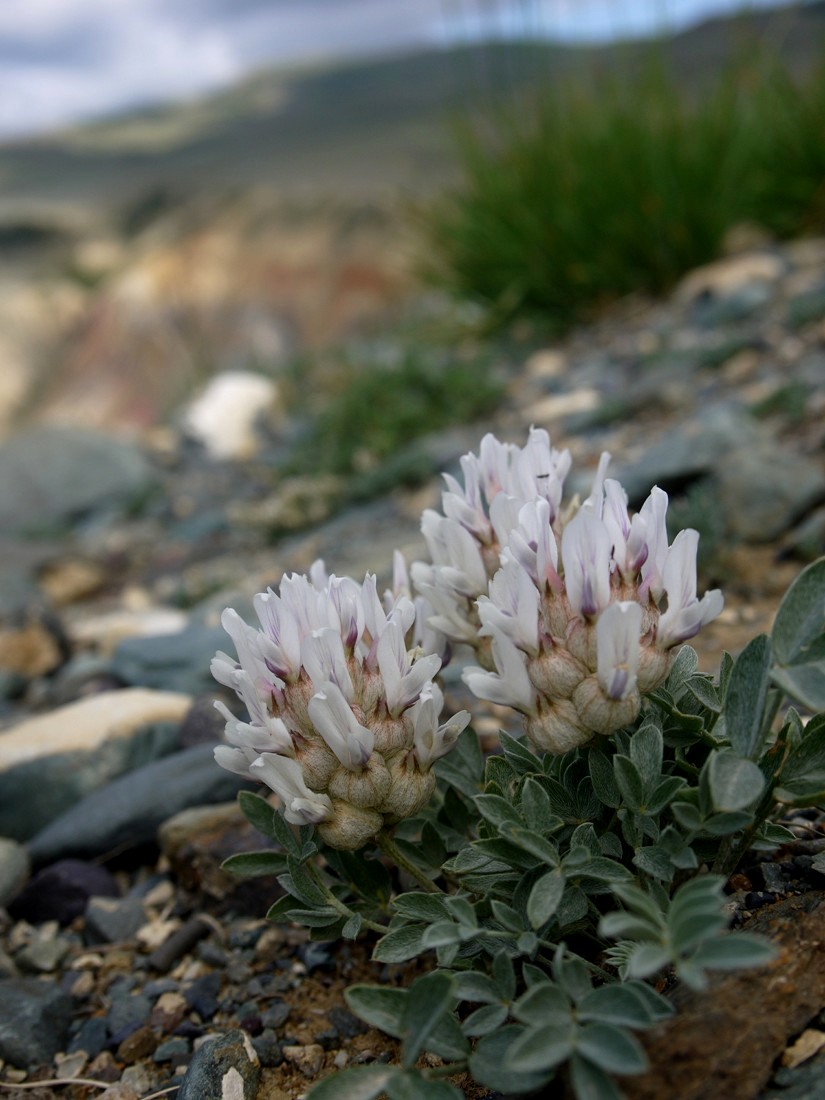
[283,1043,325,1077]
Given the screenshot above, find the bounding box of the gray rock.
[607,404,761,505]
[0,428,154,537]
[28,744,252,864]
[16,932,70,974]
[177,1028,261,1100]
[0,976,73,1067]
[0,688,190,840]
[85,896,147,946]
[111,626,228,695]
[153,1036,191,1064]
[108,992,153,1040]
[0,837,29,908]
[68,1015,109,1058]
[717,440,824,542]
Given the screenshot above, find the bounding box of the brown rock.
[623,894,825,1100]
[117,1024,158,1063]
[0,616,64,678]
[150,990,188,1033]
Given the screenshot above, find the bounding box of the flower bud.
[527,645,588,699]
[527,699,591,754]
[380,753,437,821]
[572,675,641,735]
[317,801,384,850]
[328,754,392,810]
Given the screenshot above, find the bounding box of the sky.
[0,0,803,139]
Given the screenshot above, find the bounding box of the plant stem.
[305,860,389,934]
[376,830,442,894]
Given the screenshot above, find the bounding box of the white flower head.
[250,753,333,825]
[561,509,612,619]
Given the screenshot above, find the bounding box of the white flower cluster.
[212,562,470,849]
[413,430,724,755]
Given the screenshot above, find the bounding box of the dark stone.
[178,695,227,748]
[111,626,228,695]
[176,1028,261,1100]
[154,1036,191,1064]
[0,977,73,1067]
[0,428,154,537]
[298,941,335,973]
[327,1005,368,1039]
[184,972,222,1020]
[316,1027,339,1051]
[28,744,252,864]
[252,1030,284,1067]
[107,992,153,1040]
[118,1024,158,1063]
[69,1015,109,1058]
[84,896,147,945]
[261,1001,291,1030]
[10,859,119,925]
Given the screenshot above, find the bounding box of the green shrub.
[426,52,825,330]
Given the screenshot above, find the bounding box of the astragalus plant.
[214,429,825,1100]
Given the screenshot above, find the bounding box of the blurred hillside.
[0,2,824,440]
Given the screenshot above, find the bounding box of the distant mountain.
[0,1,823,212]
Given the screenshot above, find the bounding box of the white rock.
[182,371,279,459]
[0,688,191,770]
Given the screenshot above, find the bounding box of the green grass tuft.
[425,51,825,331]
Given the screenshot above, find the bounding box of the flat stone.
[176,1028,261,1100]
[28,744,252,864]
[85,896,147,945]
[0,976,73,1067]
[0,428,154,537]
[0,837,29,908]
[716,440,824,542]
[283,1042,325,1077]
[10,859,119,925]
[111,626,228,695]
[0,688,190,840]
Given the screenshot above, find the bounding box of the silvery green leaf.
[284,857,329,906]
[568,1054,624,1100]
[570,823,602,856]
[527,868,566,929]
[589,748,621,808]
[392,893,449,922]
[493,950,517,1002]
[724,634,772,759]
[576,857,634,884]
[632,846,674,882]
[540,777,578,818]
[614,756,645,810]
[609,882,666,924]
[771,664,825,711]
[690,933,776,970]
[491,900,523,932]
[671,801,703,831]
[400,972,454,1068]
[599,831,623,859]
[220,850,288,878]
[701,811,753,835]
[485,755,517,791]
[812,852,825,873]
[422,921,471,949]
[514,985,572,1025]
[387,1073,463,1100]
[307,1065,397,1100]
[520,777,556,832]
[499,731,543,774]
[444,895,477,927]
[575,1022,648,1075]
[469,1027,556,1094]
[516,931,539,956]
[750,821,796,849]
[506,1026,574,1072]
[577,983,664,1028]
[346,985,406,1037]
[330,850,392,904]
[684,675,721,713]
[372,924,428,964]
[475,794,522,829]
[501,827,561,865]
[556,886,588,927]
[647,775,687,814]
[286,907,343,927]
[473,837,538,870]
[625,943,672,979]
[237,790,279,842]
[342,913,362,939]
[777,714,825,782]
[771,558,825,666]
[453,971,500,1005]
[462,1003,509,1037]
[708,751,765,811]
[630,723,663,791]
[665,645,699,692]
[425,1012,471,1062]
